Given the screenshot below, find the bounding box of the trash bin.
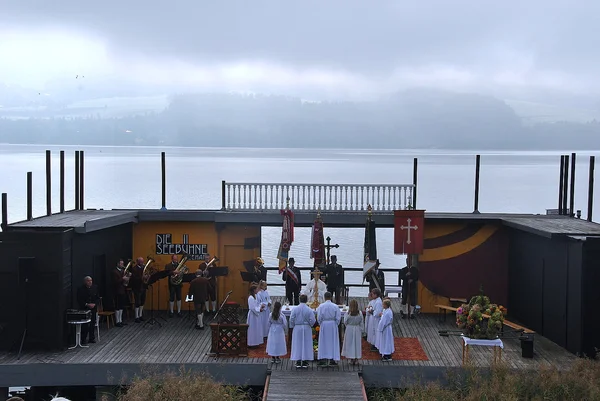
[520,333,534,358]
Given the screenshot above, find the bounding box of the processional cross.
[400,218,418,244]
[309,266,323,309]
[325,236,339,265]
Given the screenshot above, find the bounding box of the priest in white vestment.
[289,294,317,369]
[301,273,327,304]
[316,292,341,365]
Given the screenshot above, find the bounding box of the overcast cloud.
[1,0,599,98]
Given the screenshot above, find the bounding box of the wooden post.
[562,154,569,215]
[474,154,481,213]
[75,151,80,210]
[27,172,33,221]
[569,153,576,217]
[1,193,7,231]
[412,157,418,208]
[588,156,595,222]
[60,150,65,213]
[45,150,52,216]
[161,151,166,209]
[221,180,226,210]
[79,150,84,210]
[558,156,565,214]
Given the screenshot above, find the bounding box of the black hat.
[289,258,295,263]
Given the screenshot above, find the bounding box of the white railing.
[222,182,415,212]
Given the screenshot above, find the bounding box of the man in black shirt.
[282,257,302,305]
[366,260,385,294]
[76,276,99,344]
[400,265,419,319]
[325,255,344,304]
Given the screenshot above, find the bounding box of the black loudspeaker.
[520,334,534,358]
[18,257,36,287]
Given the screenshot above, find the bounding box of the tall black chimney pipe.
[588,156,595,222]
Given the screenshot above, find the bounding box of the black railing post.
[562,154,569,215]
[1,193,7,231]
[75,151,80,210]
[221,180,226,210]
[569,153,576,217]
[60,150,65,213]
[412,158,418,208]
[45,150,52,216]
[79,150,84,210]
[161,151,166,210]
[27,172,33,221]
[474,154,481,213]
[588,156,595,222]
[558,155,565,214]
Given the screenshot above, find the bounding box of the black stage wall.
[581,237,600,357]
[0,229,70,351]
[0,223,133,351]
[508,229,588,355]
[70,224,133,311]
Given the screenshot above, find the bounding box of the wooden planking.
[266,370,364,401]
[0,298,577,375]
[9,210,136,228]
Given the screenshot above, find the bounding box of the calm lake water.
[1,144,599,296]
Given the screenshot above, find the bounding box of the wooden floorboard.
[0,298,577,378]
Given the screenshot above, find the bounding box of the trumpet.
[205,256,219,269]
[142,256,156,285]
[122,259,133,286]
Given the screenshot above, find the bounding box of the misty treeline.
[1,90,599,149]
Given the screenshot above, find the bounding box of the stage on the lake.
[0,298,577,390]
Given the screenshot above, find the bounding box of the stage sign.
[155,233,208,260]
[394,210,425,255]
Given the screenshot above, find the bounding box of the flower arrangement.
[456,290,505,339]
[312,324,319,353]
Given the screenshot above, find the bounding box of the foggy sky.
[1,1,599,98]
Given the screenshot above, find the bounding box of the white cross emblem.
[400,218,418,244]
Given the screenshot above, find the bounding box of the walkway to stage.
[265,370,365,401]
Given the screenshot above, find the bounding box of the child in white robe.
[377,299,394,361]
[247,285,265,347]
[317,292,342,366]
[266,301,287,364]
[258,280,272,339]
[289,294,316,369]
[342,299,364,365]
[368,288,383,352]
[364,292,374,339]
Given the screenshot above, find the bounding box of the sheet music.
[185,295,193,302]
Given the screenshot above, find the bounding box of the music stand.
[143,284,162,329]
[185,294,196,327]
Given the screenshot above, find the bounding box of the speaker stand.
[17,278,30,359]
[143,285,161,329]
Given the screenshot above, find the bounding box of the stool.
[68,320,91,349]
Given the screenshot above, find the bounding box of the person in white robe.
[342,299,364,365]
[258,281,271,338]
[289,294,317,369]
[364,292,375,339]
[317,292,342,366]
[368,288,383,352]
[301,273,327,304]
[266,301,287,363]
[377,299,394,361]
[247,285,265,347]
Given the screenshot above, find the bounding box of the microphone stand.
[17,277,30,360]
[156,279,167,323]
[212,290,233,322]
[143,284,161,328]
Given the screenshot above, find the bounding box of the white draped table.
[461,335,503,365]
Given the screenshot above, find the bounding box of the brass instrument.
[122,259,133,286]
[142,256,156,285]
[169,253,189,285]
[204,256,220,270]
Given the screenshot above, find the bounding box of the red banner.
[278,209,294,272]
[310,217,325,268]
[394,210,425,255]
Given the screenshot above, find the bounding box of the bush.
[112,368,247,401]
[368,358,600,400]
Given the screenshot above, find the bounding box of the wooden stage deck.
[0,298,577,389]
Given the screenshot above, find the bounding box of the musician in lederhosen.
[253,257,267,283]
[76,276,99,344]
[199,254,218,313]
[165,255,183,317]
[112,259,130,327]
[188,269,209,330]
[129,257,147,323]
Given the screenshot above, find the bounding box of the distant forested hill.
[1,89,599,149]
